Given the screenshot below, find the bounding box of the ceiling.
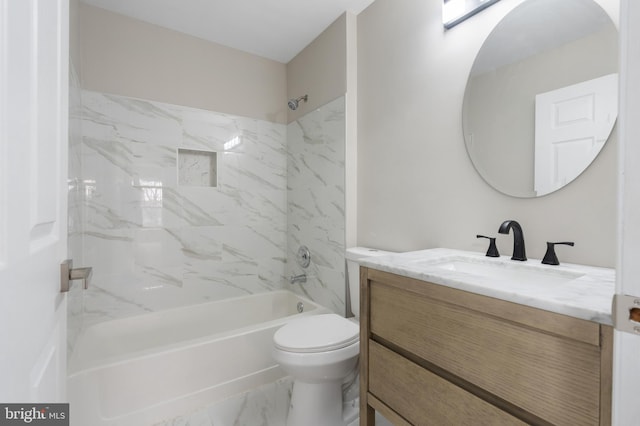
[81,0,376,63]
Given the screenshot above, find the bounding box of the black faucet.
[476,235,500,257]
[542,242,574,265]
[498,220,527,261]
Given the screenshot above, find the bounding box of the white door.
[613,1,640,424]
[534,73,618,196]
[0,0,69,402]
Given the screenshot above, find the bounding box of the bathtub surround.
[74,4,353,325]
[79,90,288,326]
[287,97,347,314]
[74,91,348,328]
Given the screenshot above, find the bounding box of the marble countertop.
[359,248,615,325]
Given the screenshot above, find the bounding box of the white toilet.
[273,247,394,426]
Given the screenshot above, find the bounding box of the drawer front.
[369,281,602,426]
[369,340,527,426]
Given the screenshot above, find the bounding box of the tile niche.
[178,148,218,187]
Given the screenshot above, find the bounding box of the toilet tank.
[346,247,396,319]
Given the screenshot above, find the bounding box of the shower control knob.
[296,246,311,269]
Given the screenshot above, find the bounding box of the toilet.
[273,247,394,426]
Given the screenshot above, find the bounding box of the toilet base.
[286,381,345,426]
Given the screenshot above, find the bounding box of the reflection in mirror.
[443,0,501,29]
[462,0,618,198]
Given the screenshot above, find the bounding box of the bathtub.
[68,290,329,426]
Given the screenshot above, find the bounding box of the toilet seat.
[274,314,359,353]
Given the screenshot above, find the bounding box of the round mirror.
[462,0,618,198]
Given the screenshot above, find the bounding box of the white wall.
[357,0,619,268]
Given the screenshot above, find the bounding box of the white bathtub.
[68,290,328,426]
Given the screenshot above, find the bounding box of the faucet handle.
[476,235,500,257]
[541,242,574,265]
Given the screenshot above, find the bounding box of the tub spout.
[290,274,307,284]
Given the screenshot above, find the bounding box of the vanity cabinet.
[359,268,613,426]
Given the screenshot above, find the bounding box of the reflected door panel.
[534,73,617,196]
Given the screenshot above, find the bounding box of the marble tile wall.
[286,97,346,314]
[78,91,288,326]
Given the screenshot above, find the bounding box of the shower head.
[287,95,308,111]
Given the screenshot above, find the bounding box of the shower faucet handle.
[476,235,500,257]
[296,245,311,268]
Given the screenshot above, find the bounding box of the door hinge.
[612,294,640,335]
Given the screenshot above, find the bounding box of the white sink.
[406,255,585,287]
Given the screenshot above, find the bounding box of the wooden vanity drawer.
[368,340,526,426]
[369,279,603,426]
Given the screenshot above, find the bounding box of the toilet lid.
[274,314,359,353]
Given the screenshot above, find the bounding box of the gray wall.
[79,4,287,124]
[357,0,619,267]
[286,14,347,123]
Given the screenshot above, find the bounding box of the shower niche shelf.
[178,148,217,187]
